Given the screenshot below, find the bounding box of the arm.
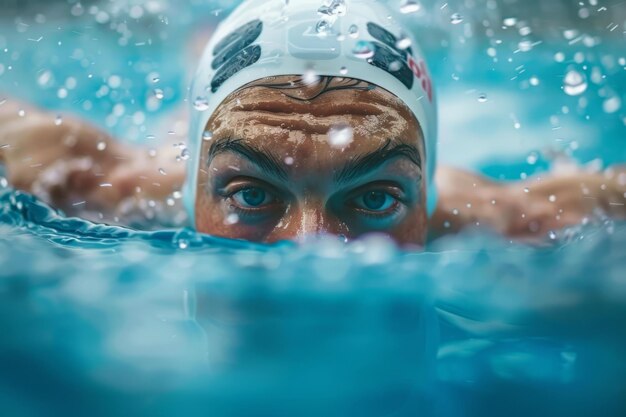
[0,98,185,221]
[430,165,626,241]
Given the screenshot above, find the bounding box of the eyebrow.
[206,137,421,185]
[334,139,422,184]
[207,137,288,181]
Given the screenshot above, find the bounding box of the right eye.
[231,187,276,208]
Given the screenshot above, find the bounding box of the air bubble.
[340,66,348,75]
[54,115,63,126]
[154,89,164,100]
[202,131,213,141]
[477,93,488,103]
[97,141,107,151]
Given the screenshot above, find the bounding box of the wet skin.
[195,76,428,245]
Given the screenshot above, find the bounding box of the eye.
[353,191,397,212]
[232,187,275,208]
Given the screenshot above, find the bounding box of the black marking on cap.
[366,22,413,59]
[211,44,262,93]
[367,42,414,90]
[212,20,263,70]
[213,19,263,57]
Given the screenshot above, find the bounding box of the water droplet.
[225,213,240,225]
[178,239,189,249]
[37,70,53,88]
[450,13,463,25]
[352,40,375,59]
[202,131,213,141]
[563,69,588,96]
[316,19,332,35]
[0,177,8,188]
[452,209,459,215]
[400,0,421,14]
[97,141,107,151]
[154,88,164,100]
[517,39,533,52]
[54,115,63,125]
[348,24,359,38]
[108,75,122,89]
[549,194,557,202]
[548,230,557,240]
[159,168,167,176]
[180,148,190,161]
[524,187,530,193]
[395,35,412,50]
[18,109,25,117]
[303,69,320,85]
[526,151,539,165]
[340,66,348,75]
[317,0,347,16]
[284,156,294,165]
[529,76,540,86]
[193,96,209,111]
[603,96,621,114]
[327,123,354,148]
[503,17,517,27]
[477,93,488,103]
[388,61,402,72]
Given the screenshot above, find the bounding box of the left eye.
[232,187,275,208]
[353,191,397,212]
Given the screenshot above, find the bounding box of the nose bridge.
[297,196,329,236]
[268,196,347,242]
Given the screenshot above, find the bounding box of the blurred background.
[0,0,624,177]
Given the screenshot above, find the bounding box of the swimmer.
[0,0,624,246]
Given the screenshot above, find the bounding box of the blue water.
[1,1,626,416]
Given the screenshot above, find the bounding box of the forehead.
[201,76,424,163]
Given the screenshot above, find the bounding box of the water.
[1,0,626,416]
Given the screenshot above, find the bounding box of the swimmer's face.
[195,76,427,246]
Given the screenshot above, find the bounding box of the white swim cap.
[185,0,438,223]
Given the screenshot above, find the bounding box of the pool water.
[1,1,625,416]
